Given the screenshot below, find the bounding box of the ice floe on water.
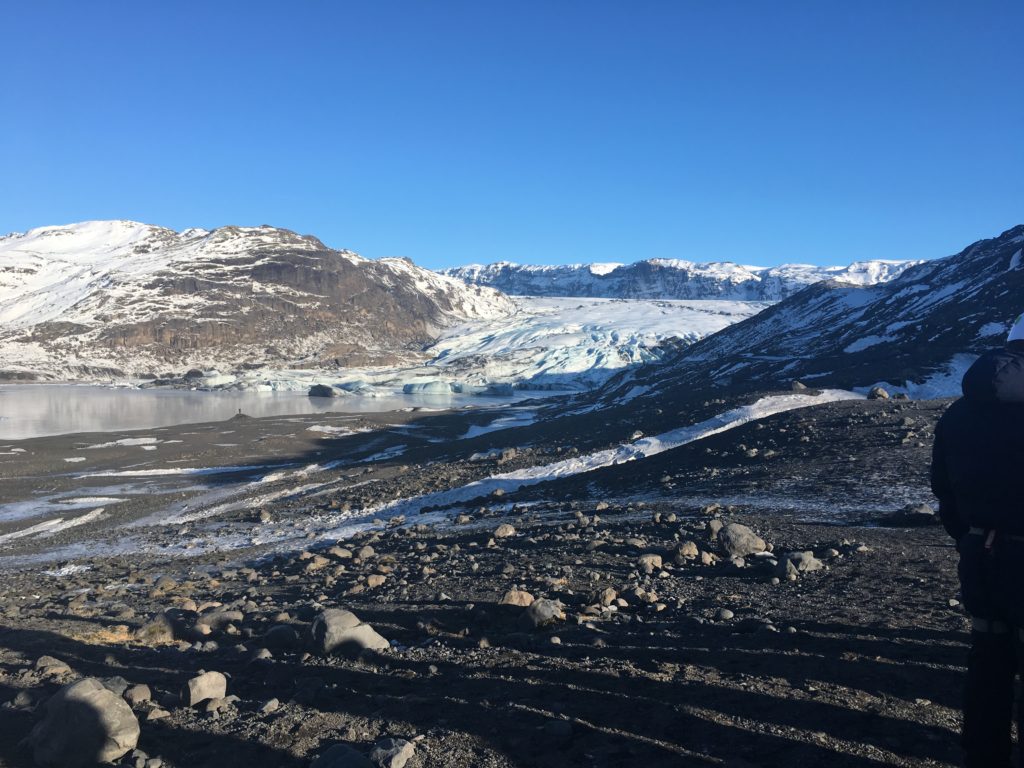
[307,424,362,436]
[85,437,161,449]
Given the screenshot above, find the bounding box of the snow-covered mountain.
[441,257,916,300]
[595,225,1024,405]
[0,220,514,379]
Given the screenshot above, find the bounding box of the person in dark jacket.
[932,319,1024,768]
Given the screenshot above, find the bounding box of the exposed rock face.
[443,258,916,301]
[0,220,514,378]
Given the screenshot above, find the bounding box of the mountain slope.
[442,258,916,300]
[594,225,1024,405]
[0,220,514,378]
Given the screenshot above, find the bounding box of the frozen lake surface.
[0,385,526,440]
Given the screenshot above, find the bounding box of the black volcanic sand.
[0,393,970,767]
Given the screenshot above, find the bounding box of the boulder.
[776,551,825,576]
[311,609,389,657]
[867,386,890,400]
[263,624,300,650]
[493,523,516,539]
[369,738,416,768]
[637,553,663,575]
[520,599,565,630]
[182,671,227,706]
[675,541,699,561]
[29,678,140,767]
[123,684,151,707]
[34,655,72,678]
[718,523,767,557]
[499,589,534,607]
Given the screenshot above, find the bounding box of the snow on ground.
[859,353,978,399]
[310,390,864,539]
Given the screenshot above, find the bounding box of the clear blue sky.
[1,1,1021,269]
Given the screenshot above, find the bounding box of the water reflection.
[0,385,514,440]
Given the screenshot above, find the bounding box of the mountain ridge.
[0,220,514,379]
[591,224,1024,408]
[441,256,917,301]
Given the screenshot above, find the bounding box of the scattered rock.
[867,386,890,400]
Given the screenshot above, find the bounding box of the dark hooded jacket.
[931,342,1024,539]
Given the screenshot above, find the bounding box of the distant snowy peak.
[441,257,917,300]
[0,220,514,378]
[595,224,1024,403]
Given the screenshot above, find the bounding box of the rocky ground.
[0,391,971,767]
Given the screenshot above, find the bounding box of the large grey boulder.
[29,678,140,767]
[311,608,389,657]
[718,523,767,557]
[183,670,227,706]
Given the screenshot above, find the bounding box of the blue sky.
[1,2,1021,269]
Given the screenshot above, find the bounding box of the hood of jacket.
[962,343,1024,404]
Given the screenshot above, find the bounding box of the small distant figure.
[238,408,242,415]
[932,313,1024,767]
